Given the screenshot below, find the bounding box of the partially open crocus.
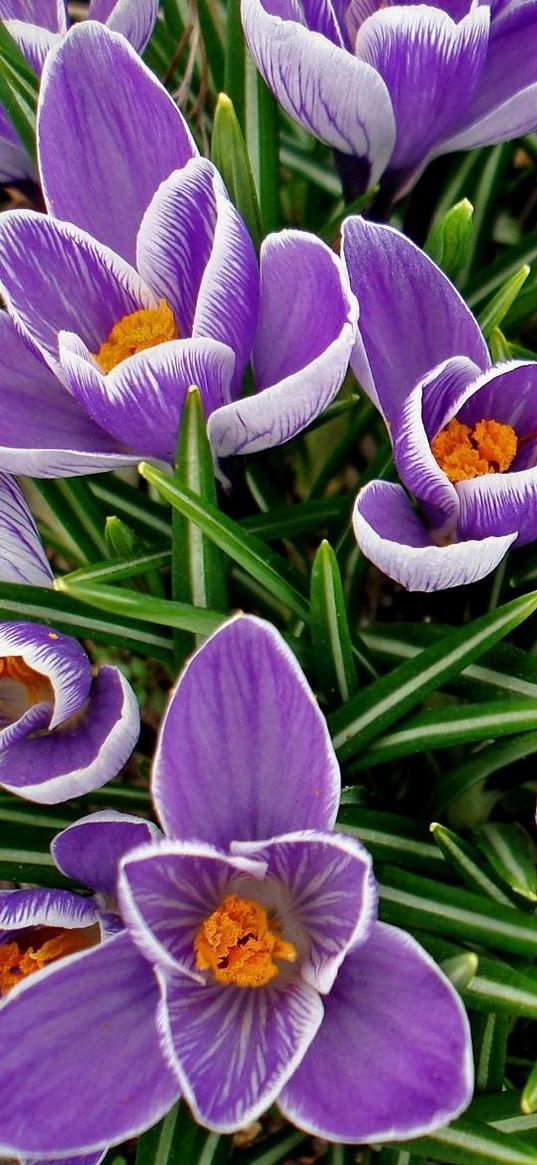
[342,215,537,590]
[0,621,139,802]
[0,616,473,1153]
[0,22,356,476]
[241,0,537,202]
[0,0,158,185]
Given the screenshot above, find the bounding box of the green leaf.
[136,1102,231,1165]
[430,823,517,907]
[394,1114,537,1165]
[310,540,358,707]
[246,58,280,234]
[473,1012,509,1093]
[440,951,479,992]
[58,549,171,588]
[90,476,172,541]
[139,463,309,620]
[478,265,530,338]
[430,730,537,821]
[0,20,38,158]
[488,327,513,364]
[336,806,446,875]
[474,824,537,903]
[422,935,537,1020]
[522,1064,537,1115]
[424,198,474,280]
[54,578,224,638]
[33,478,108,563]
[239,1129,308,1164]
[211,93,263,249]
[329,589,537,763]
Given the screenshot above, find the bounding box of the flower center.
[94,299,178,373]
[194,894,297,988]
[0,928,94,996]
[431,418,518,483]
[0,655,53,706]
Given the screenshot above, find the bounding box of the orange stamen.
[0,928,92,996]
[94,299,178,374]
[0,656,52,704]
[432,417,518,483]
[194,894,297,988]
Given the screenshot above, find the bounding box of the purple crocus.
[0,616,472,1152]
[0,22,356,476]
[0,471,54,586]
[341,215,537,590]
[241,0,537,202]
[0,0,158,185]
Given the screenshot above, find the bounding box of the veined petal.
[278,922,473,1142]
[153,615,340,846]
[458,468,537,546]
[52,811,162,895]
[38,22,198,265]
[0,931,178,1156]
[0,474,53,587]
[341,216,490,422]
[0,886,97,932]
[0,122,35,184]
[0,1,66,32]
[241,0,396,179]
[353,480,516,590]
[0,622,91,733]
[102,0,159,52]
[4,20,60,73]
[158,963,323,1132]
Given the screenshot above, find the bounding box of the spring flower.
[0,616,472,1152]
[0,471,53,586]
[342,214,537,590]
[0,0,158,185]
[241,0,537,202]
[0,22,356,476]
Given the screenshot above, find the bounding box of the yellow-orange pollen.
[194,894,297,988]
[431,418,518,483]
[0,655,50,704]
[0,929,91,996]
[94,299,178,374]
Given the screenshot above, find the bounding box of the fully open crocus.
[0,0,158,185]
[0,22,356,476]
[241,0,537,202]
[0,616,473,1152]
[341,214,537,590]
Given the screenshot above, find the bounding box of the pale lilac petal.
[356,6,489,173]
[158,964,323,1132]
[457,360,537,435]
[458,469,537,547]
[0,211,153,364]
[153,615,340,846]
[0,0,66,31]
[38,23,197,265]
[119,840,266,978]
[62,336,236,463]
[301,0,346,43]
[5,20,60,73]
[353,480,516,591]
[241,0,396,181]
[0,474,53,586]
[27,1151,106,1165]
[0,931,178,1156]
[207,231,357,456]
[0,622,91,735]
[137,159,258,391]
[231,831,377,993]
[87,0,116,16]
[279,922,473,1141]
[341,216,490,421]
[0,887,97,932]
[103,0,159,52]
[52,811,161,894]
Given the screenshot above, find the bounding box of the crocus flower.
[0,471,53,586]
[0,616,472,1153]
[241,0,537,202]
[0,0,158,185]
[341,214,537,590]
[0,22,356,476]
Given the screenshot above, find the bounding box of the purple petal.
[457,360,537,434]
[231,830,377,993]
[0,931,178,1155]
[52,812,161,895]
[38,22,197,265]
[241,0,396,179]
[0,1,66,32]
[353,479,517,590]
[4,20,60,73]
[356,6,489,173]
[0,664,140,804]
[61,335,236,463]
[158,964,323,1131]
[101,0,159,52]
[0,118,35,183]
[0,211,152,365]
[0,886,97,931]
[208,231,357,457]
[27,1151,107,1165]
[341,216,490,422]
[279,921,473,1141]
[138,159,258,393]
[457,469,537,546]
[0,622,91,735]
[153,615,340,846]
[0,473,53,586]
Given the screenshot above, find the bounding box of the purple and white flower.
[342,214,537,590]
[0,22,356,476]
[241,0,537,201]
[0,616,472,1152]
[0,0,158,185]
[0,471,53,586]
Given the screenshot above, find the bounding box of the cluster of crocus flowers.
[342,215,537,590]
[0,617,473,1152]
[241,0,537,202]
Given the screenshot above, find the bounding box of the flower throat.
[194,894,297,988]
[432,418,517,483]
[95,299,178,373]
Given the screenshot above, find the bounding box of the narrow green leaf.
[0,20,38,157]
[394,1114,537,1165]
[239,1129,308,1164]
[105,516,143,558]
[310,540,358,707]
[431,731,537,820]
[55,578,224,637]
[241,495,352,540]
[33,478,108,563]
[473,1012,509,1093]
[441,951,479,991]
[488,327,513,363]
[90,476,172,541]
[431,823,516,906]
[136,1102,231,1165]
[60,549,171,588]
[211,93,263,249]
[139,463,309,620]
[336,806,446,874]
[474,824,537,902]
[318,187,379,244]
[522,1064,537,1115]
[419,934,537,1020]
[329,589,537,762]
[223,0,245,128]
[478,265,530,338]
[424,198,474,280]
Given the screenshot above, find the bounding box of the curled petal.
[52,811,161,895]
[101,0,159,52]
[0,1,66,32]
[0,474,53,587]
[0,622,91,735]
[0,886,97,932]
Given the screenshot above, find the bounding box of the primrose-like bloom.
[0,22,356,477]
[341,215,537,591]
[0,616,473,1153]
[242,0,537,202]
[0,0,158,185]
